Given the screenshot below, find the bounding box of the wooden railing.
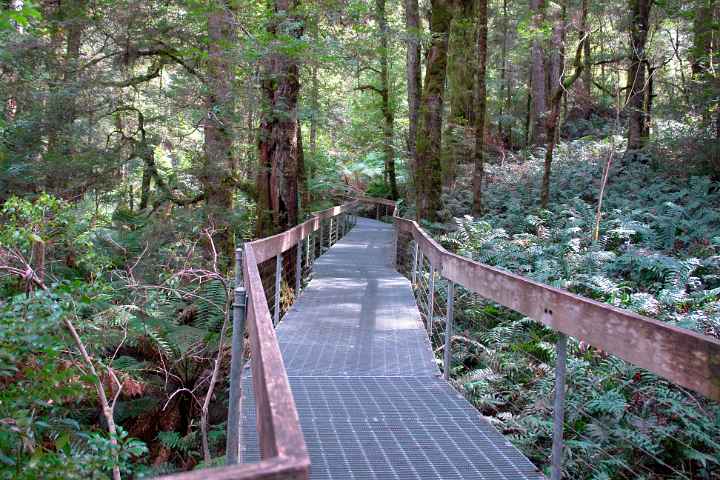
[159,196,719,480]
[157,201,359,480]
[362,196,720,480]
[388,208,720,401]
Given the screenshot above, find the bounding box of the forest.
[1,0,719,478]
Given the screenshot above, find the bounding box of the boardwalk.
[241,218,543,479]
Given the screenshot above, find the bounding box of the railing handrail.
[371,198,720,401]
[158,200,359,480]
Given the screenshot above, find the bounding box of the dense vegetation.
[1,0,719,478]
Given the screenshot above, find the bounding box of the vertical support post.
[321,219,326,251]
[551,333,568,480]
[335,214,340,241]
[411,241,419,285]
[273,253,282,326]
[306,231,312,267]
[376,203,380,220]
[329,217,334,245]
[427,264,435,333]
[295,239,302,294]
[226,247,247,465]
[444,281,454,381]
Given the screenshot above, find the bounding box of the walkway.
[241,218,543,479]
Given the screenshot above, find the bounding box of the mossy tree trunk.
[442,0,475,188]
[626,0,651,152]
[472,0,488,215]
[257,0,303,237]
[201,0,238,267]
[376,0,399,199]
[405,0,422,188]
[415,0,452,222]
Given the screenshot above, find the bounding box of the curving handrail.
[159,195,719,480]
[157,200,359,480]
[360,196,720,401]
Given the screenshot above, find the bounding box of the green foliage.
[0,286,148,479]
[436,140,720,479]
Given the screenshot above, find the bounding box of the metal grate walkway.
[241,218,543,479]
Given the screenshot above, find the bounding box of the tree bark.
[498,0,511,147]
[405,0,422,187]
[577,0,592,110]
[376,0,398,199]
[415,0,452,222]
[443,0,475,188]
[256,0,303,237]
[472,0,488,215]
[202,1,238,266]
[626,0,651,152]
[540,6,585,209]
[691,0,715,76]
[530,0,547,146]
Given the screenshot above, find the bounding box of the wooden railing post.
[226,247,247,465]
[427,264,435,333]
[551,333,568,480]
[444,281,454,381]
[274,253,282,326]
[376,203,380,220]
[329,217,334,245]
[295,239,302,294]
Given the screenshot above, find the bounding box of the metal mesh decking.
[241,218,544,479]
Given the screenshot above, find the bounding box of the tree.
[443,0,475,188]
[626,0,652,153]
[540,1,585,208]
[202,0,239,265]
[405,0,422,186]
[472,0,488,214]
[415,0,452,222]
[360,0,399,199]
[529,0,548,146]
[256,0,304,236]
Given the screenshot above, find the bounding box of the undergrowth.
[434,137,720,479]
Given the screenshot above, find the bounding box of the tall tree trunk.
[297,118,307,210]
[309,65,319,159]
[376,0,398,199]
[498,0,510,147]
[540,4,585,208]
[626,0,651,153]
[405,0,422,187]
[443,0,475,188]
[202,1,238,265]
[643,63,654,140]
[256,0,303,237]
[3,0,23,122]
[691,0,715,76]
[415,0,452,222]
[578,0,592,111]
[529,0,547,146]
[472,0,488,215]
[45,0,86,196]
